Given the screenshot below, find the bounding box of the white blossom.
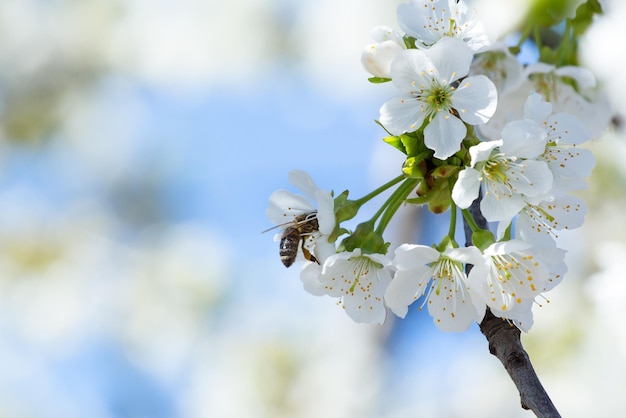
[397,0,489,51]
[266,170,336,265]
[385,244,485,332]
[305,249,393,324]
[452,121,553,222]
[468,240,549,323]
[379,37,497,159]
[361,26,407,79]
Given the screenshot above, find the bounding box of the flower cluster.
[266,0,607,331]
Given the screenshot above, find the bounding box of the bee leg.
[301,241,319,264]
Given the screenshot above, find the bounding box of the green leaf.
[368,76,392,84]
[383,135,407,154]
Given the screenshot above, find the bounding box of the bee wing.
[267,190,316,225]
[261,223,285,234]
[261,212,317,234]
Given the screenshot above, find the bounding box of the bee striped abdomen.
[279,226,301,267]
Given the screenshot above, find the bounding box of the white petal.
[427,37,473,83]
[445,246,484,266]
[452,168,481,209]
[507,159,553,197]
[361,39,405,78]
[452,75,498,124]
[300,262,326,296]
[314,189,336,234]
[397,0,441,45]
[516,196,587,246]
[343,291,388,324]
[484,240,532,256]
[523,92,552,122]
[554,65,596,89]
[491,299,535,332]
[469,140,501,166]
[379,95,426,135]
[266,190,315,225]
[342,260,392,324]
[424,112,466,159]
[546,113,591,145]
[544,146,596,183]
[538,245,567,291]
[288,169,320,201]
[370,25,404,44]
[393,243,440,269]
[427,280,481,332]
[313,238,337,265]
[480,188,526,222]
[500,119,547,158]
[390,49,433,91]
[384,268,430,318]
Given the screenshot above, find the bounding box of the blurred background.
[0,0,625,417]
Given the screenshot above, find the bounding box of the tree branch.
[464,198,561,418]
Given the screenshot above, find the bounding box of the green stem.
[375,178,419,235]
[516,23,533,50]
[448,200,457,239]
[354,175,405,207]
[461,208,482,233]
[533,24,542,50]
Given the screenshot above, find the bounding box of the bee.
[264,211,320,268]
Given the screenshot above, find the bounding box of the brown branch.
[479,310,561,417]
[464,198,561,418]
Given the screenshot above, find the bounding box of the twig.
[464,198,561,418]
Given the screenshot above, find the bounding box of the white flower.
[470,42,524,96]
[379,37,497,159]
[397,0,489,51]
[452,123,553,221]
[482,63,612,140]
[266,170,336,265]
[385,244,485,332]
[520,93,596,195]
[308,249,393,324]
[468,240,549,320]
[497,195,587,248]
[361,26,406,79]
[490,298,535,332]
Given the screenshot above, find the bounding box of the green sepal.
[337,221,389,255]
[402,157,426,179]
[436,235,459,252]
[333,190,359,223]
[401,132,426,156]
[529,0,570,27]
[539,45,557,66]
[368,76,392,84]
[430,165,460,179]
[403,35,417,49]
[472,229,496,251]
[427,179,452,214]
[326,190,360,243]
[383,135,407,154]
[570,0,603,36]
[405,194,430,205]
[327,226,349,244]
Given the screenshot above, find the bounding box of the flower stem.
[461,208,482,233]
[354,174,405,207]
[375,178,419,235]
[448,200,457,239]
